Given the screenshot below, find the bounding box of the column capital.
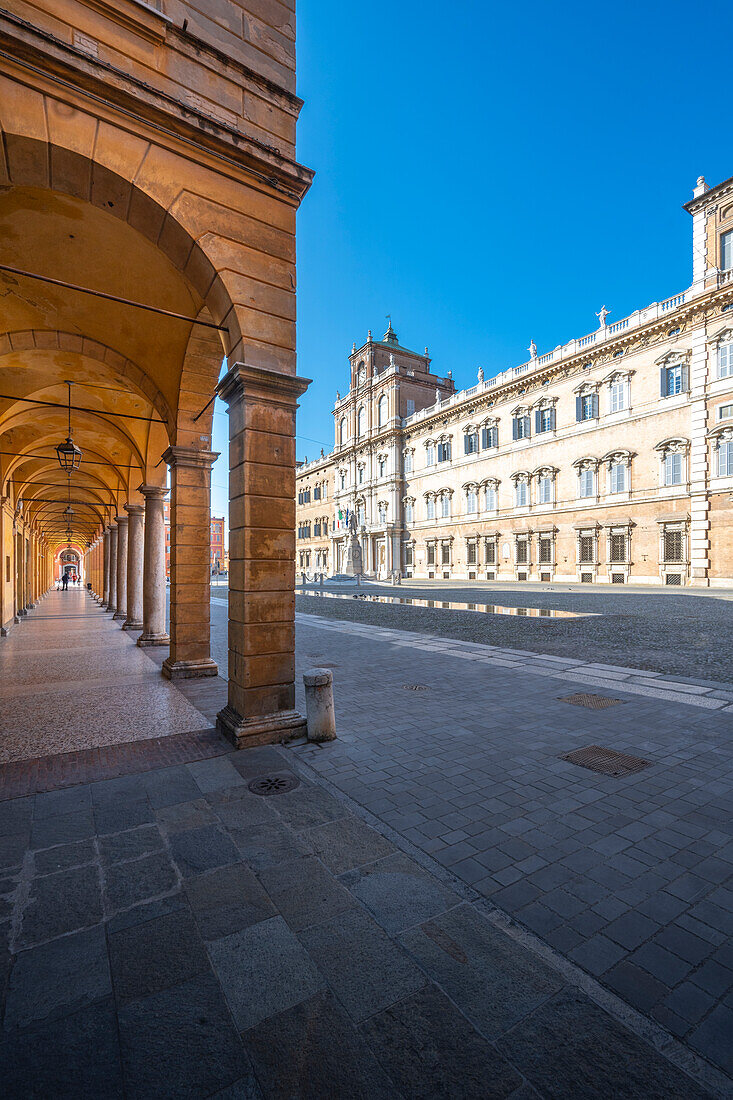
[106,522,117,531]
[124,503,145,517]
[217,363,311,409]
[115,514,129,526]
[162,446,219,470]
[137,484,169,500]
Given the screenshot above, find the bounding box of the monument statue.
[527,340,537,360]
[596,305,610,328]
[477,366,484,382]
[344,509,363,576]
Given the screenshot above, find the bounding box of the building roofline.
[684,173,733,213]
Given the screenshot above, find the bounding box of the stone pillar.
[102,527,111,608]
[113,516,128,621]
[25,537,32,609]
[161,447,218,679]
[137,486,170,647]
[215,363,308,747]
[123,503,144,630]
[107,523,118,613]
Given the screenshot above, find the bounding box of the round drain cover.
[248,773,300,796]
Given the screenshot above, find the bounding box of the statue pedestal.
[344,534,363,576]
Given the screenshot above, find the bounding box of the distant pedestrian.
[62,572,69,590]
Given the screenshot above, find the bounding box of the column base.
[112,611,126,621]
[137,632,170,647]
[216,704,307,749]
[162,656,218,680]
[105,606,116,613]
[122,620,143,631]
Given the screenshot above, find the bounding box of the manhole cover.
[403,683,429,691]
[559,693,621,709]
[247,773,300,796]
[561,745,651,778]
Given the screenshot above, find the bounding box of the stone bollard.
[319,572,325,588]
[303,668,336,743]
[356,573,361,588]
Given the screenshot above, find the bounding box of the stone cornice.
[409,284,733,435]
[0,9,313,202]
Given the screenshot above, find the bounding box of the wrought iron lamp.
[55,381,82,471]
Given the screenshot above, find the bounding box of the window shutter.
[660,367,666,396]
[681,364,689,391]
[592,393,599,418]
[464,435,470,455]
[512,418,518,441]
[481,427,488,449]
[576,395,582,422]
[524,415,531,437]
[550,407,556,430]
[535,409,541,434]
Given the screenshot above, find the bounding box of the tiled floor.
[0,745,720,1098]
[0,591,211,763]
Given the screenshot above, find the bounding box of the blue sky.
[210,0,732,522]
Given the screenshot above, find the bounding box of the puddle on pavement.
[296,590,595,619]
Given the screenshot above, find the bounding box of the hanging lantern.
[56,381,82,471]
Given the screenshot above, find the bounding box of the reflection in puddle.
[296,590,594,619]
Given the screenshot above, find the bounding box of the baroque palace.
[296,173,733,586]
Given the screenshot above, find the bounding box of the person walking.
[61,571,69,590]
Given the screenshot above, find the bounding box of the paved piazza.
[0,587,729,1097]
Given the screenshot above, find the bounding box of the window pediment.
[511,470,531,483]
[481,477,500,489]
[533,465,558,478]
[602,449,635,464]
[602,368,635,384]
[709,425,733,443]
[573,456,600,470]
[462,481,479,491]
[573,380,600,395]
[709,326,733,348]
[655,349,691,366]
[655,437,689,454]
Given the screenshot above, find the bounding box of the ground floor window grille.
[581,572,593,583]
[579,535,595,564]
[441,543,451,566]
[666,573,682,585]
[539,537,552,564]
[516,539,528,565]
[611,573,625,584]
[664,530,684,563]
[467,542,477,566]
[485,540,496,565]
[405,545,413,567]
[427,544,435,566]
[609,534,626,563]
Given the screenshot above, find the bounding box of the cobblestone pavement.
[0,744,726,1098]
[295,580,733,683]
[268,610,733,1084]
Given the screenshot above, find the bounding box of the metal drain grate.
[560,692,621,709]
[562,745,651,778]
[248,773,300,796]
[403,683,430,691]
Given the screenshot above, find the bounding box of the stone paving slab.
[0,743,725,1098]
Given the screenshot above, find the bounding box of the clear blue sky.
[210,0,732,521]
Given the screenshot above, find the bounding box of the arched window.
[339,417,347,445]
[357,406,366,437]
[378,394,388,427]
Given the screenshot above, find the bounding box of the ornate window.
[378,394,388,427]
[484,536,498,565]
[425,493,436,520]
[377,501,388,524]
[574,457,599,499]
[533,398,557,434]
[602,450,633,495]
[437,435,452,463]
[403,448,414,473]
[377,454,387,478]
[481,419,499,449]
[440,490,452,518]
[534,466,557,505]
[603,369,633,413]
[482,479,499,512]
[338,469,347,490]
[357,406,366,437]
[426,541,436,566]
[512,407,531,441]
[575,383,599,422]
[357,463,364,485]
[711,328,733,379]
[709,425,733,477]
[657,352,690,397]
[656,439,689,487]
[538,531,554,564]
[339,417,347,445]
[403,497,415,524]
[515,535,530,565]
[425,440,436,467]
[512,472,530,508]
[464,483,479,515]
[463,425,479,455]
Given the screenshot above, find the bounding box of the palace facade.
[296,173,733,586]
